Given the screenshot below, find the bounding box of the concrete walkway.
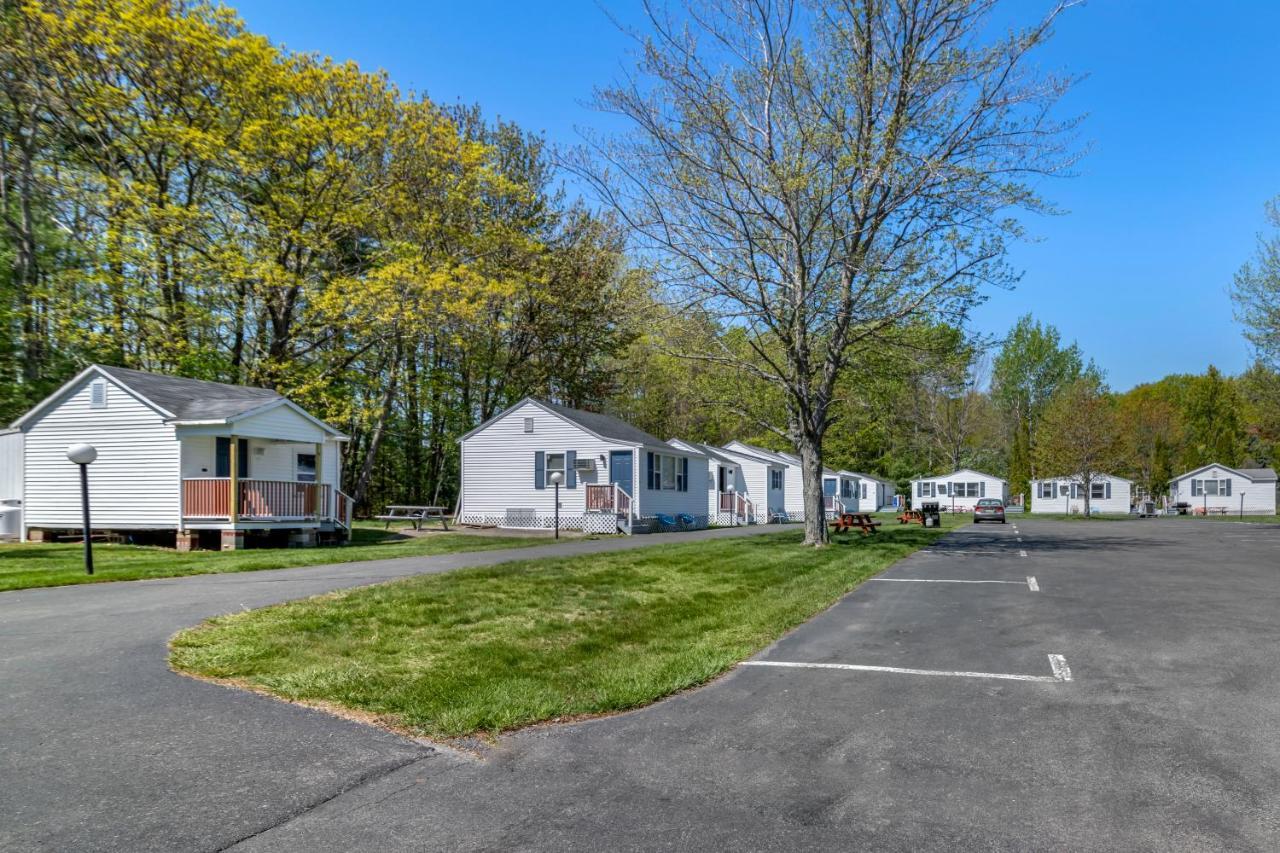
[0,523,782,853]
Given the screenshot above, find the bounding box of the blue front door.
[610,451,634,496]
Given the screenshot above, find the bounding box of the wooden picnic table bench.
[831,511,882,535]
[897,508,924,525]
[374,505,451,531]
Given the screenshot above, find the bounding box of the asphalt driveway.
[0,523,779,853]
[6,518,1280,851]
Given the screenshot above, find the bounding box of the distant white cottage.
[910,468,1008,511]
[1168,463,1277,515]
[1030,474,1133,515]
[0,364,350,548]
[666,439,758,525]
[714,442,786,523]
[456,398,707,533]
[724,441,804,521]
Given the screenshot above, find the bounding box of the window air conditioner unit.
[574,458,596,472]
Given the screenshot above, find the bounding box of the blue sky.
[233,1,1280,390]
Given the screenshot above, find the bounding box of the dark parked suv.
[974,498,1006,524]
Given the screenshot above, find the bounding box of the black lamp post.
[549,470,563,539]
[66,443,97,575]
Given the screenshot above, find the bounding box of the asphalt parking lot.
[5,518,1280,851]
[230,517,1280,852]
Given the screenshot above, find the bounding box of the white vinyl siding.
[23,374,180,530]
[640,449,707,519]
[1029,475,1132,514]
[223,404,328,443]
[1169,466,1276,515]
[459,401,632,523]
[910,469,1008,509]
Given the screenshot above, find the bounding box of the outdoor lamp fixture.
[549,470,563,539]
[66,442,97,575]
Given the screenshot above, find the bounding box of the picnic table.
[897,508,925,525]
[831,511,882,536]
[375,505,451,531]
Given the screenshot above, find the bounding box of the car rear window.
[978,499,1002,506]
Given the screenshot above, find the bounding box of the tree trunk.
[795,429,829,546]
[351,340,401,509]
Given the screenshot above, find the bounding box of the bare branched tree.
[575,0,1080,544]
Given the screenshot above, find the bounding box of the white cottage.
[821,468,859,516]
[667,439,756,525]
[844,471,896,512]
[719,442,789,522]
[4,364,350,549]
[1168,463,1277,515]
[1030,474,1133,515]
[911,468,1008,512]
[457,398,707,534]
[727,441,809,521]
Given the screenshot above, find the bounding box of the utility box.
[920,501,941,527]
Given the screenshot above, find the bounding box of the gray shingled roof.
[97,364,282,420]
[684,441,737,465]
[540,400,669,447]
[1240,468,1278,481]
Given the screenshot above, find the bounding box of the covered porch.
[176,410,350,546]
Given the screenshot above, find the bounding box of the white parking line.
[921,549,1020,556]
[872,578,1026,585]
[1019,549,1028,557]
[871,576,1040,591]
[743,654,1072,683]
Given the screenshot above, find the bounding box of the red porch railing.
[183,478,230,517]
[182,479,339,521]
[586,483,632,517]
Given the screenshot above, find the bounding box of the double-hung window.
[771,470,783,490]
[1090,481,1106,500]
[647,452,688,491]
[1192,478,1230,496]
[545,453,566,487]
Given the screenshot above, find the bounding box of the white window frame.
[296,452,317,483]
[545,453,566,487]
[661,455,676,490]
[1090,481,1106,500]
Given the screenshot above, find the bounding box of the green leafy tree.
[1181,365,1246,468]
[582,0,1078,544]
[992,315,1096,501]
[1034,378,1124,515]
[1231,196,1280,368]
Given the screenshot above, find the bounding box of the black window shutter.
[215,437,229,478]
[566,451,577,488]
[680,457,688,492]
[238,439,248,478]
[647,452,655,490]
[1105,482,1112,499]
[1225,479,1231,496]
[534,451,545,489]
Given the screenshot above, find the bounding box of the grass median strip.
[170,519,955,741]
[0,524,543,592]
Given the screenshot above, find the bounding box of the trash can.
[920,501,941,528]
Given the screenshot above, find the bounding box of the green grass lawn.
[0,523,544,593]
[170,517,958,741]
